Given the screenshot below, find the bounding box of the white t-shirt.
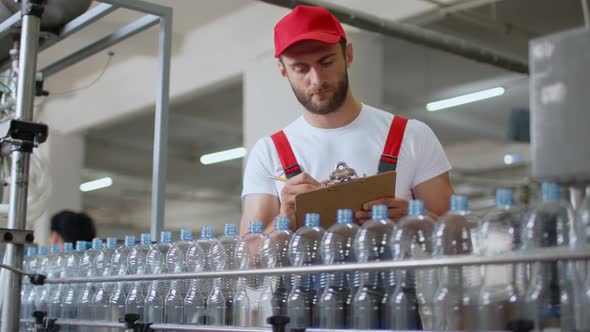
[242,104,452,200]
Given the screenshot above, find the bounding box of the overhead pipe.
[257,0,529,74]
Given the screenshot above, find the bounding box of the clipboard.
[294,171,396,229]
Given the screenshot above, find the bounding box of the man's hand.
[355,197,409,224]
[279,172,325,218]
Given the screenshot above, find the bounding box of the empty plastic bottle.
[166,229,194,298]
[476,189,528,331]
[522,182,575,331]
[269,217,293,317]
[218,224,240,326]
[352,204,395,329]
[432,195,480,331]
[236,220,276,327]
[126,234,151,319]
[386,200,436,330]
[182,232,206,325]
[288,213,325,329]
[319,209,358,329]
[144,232,171,324]
[21,247,37,326]
[61,241,86,331]
[109,235,136,330]
[34,246,50,314]
[49,242,72,319]
[78,238,103,321]
[197,226,221,301]
[205,232,227,326]
[93,237,118,322]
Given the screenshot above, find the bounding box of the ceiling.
[38,0,587,232]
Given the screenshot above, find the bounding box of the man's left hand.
[355,197,408,224]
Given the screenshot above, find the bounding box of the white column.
[35,131,84,246]
[243,31,385,153]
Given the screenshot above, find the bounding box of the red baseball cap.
[274,5,347,58]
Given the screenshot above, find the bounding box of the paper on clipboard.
[294,171,396,229]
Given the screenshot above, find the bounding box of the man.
[48,210,96,251]
[241,5,453,234]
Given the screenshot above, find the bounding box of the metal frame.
[43,246,590,284]
[0,1,172,330]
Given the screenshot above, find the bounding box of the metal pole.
[1,1,42,331]
[150,8,172,241]
[257,0,529,74]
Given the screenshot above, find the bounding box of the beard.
[290,70,349,115]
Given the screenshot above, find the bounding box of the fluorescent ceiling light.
[426,87,505,112]
[80,177,112,192]
[200,147,247,165]
[504,153,524,165]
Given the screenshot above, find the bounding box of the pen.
[272,176,288,182]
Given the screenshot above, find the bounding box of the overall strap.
[271,130,302,179]
[378,116,409,173]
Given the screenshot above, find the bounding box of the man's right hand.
[279,172,324,218]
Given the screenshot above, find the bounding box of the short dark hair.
[50,210,96,243]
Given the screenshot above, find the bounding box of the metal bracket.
[21,0,47,18]
[0,227,34,244]
[1,119,48,153]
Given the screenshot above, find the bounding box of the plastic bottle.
[319,209,358,329]
[126,234,151,319]
[109,235,136,330]
[34,246,50,314]
[78,238,103,320]
[61,240,86,331]
[166,229,194,298]
[93,237,118,323]
[197,226,222,302]
[144,232,171,324]
[387,200,436,330]
[269,217,293,317]
[288,213,325,329]
[432,195,480,331]
[352,204,395,329]
[522,182,575,331]
[218,224,240,326]
[20,247,37,326]
[49,242,72,319]
[205,231,227,326]
[236,220,276,327]
[181,231,206,325]
[476,189,527,330]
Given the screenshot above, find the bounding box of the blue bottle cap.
[106,237,118,249]
[63,242,74,253]
[38,246,48,256]
[160,231,172,244]
[201,226,214,239]
[180,229,193,241]
[541,182,561,202]
[408,200,425,217]
[224,224,238,237]
[371,204,389,220]
[124,235,136,247]
[496,188,514,207]
[75,241,87,252]
[450,195,468,212]
[336,209,353,224]
[304,213,321,228]
[92,238,103,250]
[275,217,290,231]
[50,244,60,255]
[26,246,37,257]
[249,221,264,234]
[140,233,152,245]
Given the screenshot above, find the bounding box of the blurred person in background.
[48,210,96,251]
